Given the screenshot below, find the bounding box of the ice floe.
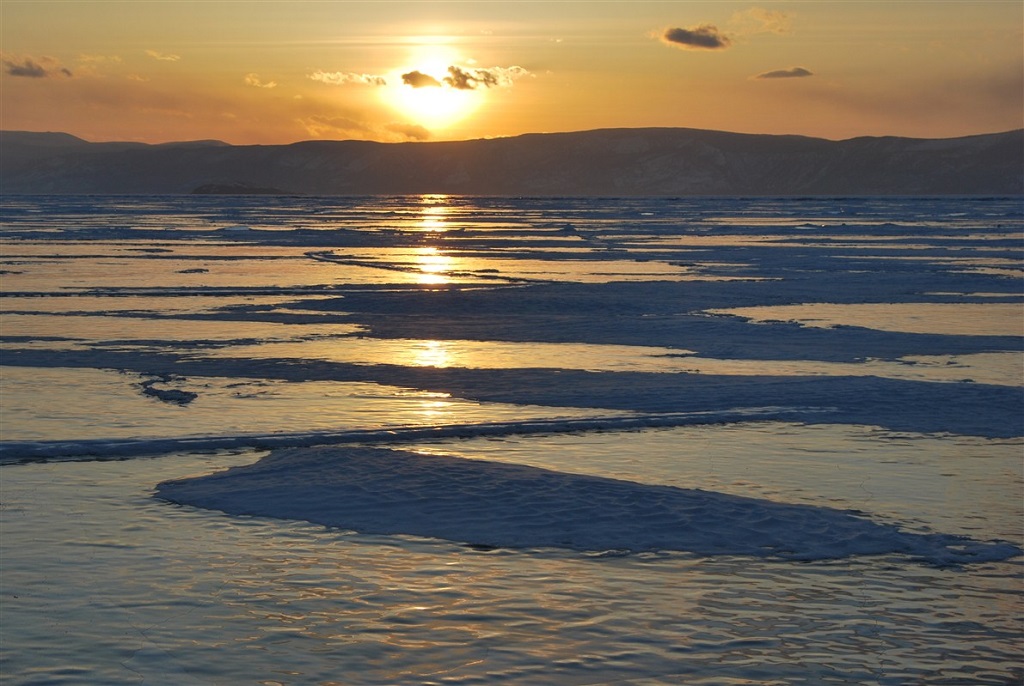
[157,446,1022,566]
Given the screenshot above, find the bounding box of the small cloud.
[445,65,503,90]
[2,54,73,78]
[661,25,731,50]
[444,66,480,90]
[244,73,277,89]
[308,70,386,86]
[755,67,813,79]
[145,50,181,62]
[402,70,441,88]
[76,54,122,76]
[74,55,119,78]
[385,122,432,140]
[730,7,792,35]
[299,114,371,139]
[78,54,121,64]
[464,65,530,88]
[5,58,47,78]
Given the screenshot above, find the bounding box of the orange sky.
[2,1,1021,144]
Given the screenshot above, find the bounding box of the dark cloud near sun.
[2,54,72,78]
[402,71,442,88]
[444,66,499,90]
[755,67,813,79]
[661,25,731,50]
[404,65,531,90]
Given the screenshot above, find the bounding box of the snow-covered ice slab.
[157,446,1021,566]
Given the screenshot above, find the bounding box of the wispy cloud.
[77,54,122,66]
[244,73,277,89]
[730,7,792,35]
[145,50,181,62]
[297,112,434,143]
[385,122,431,140]
[299,114,370,138]
[308,70,387,86]
[755,67,813,79]
[660,25,731,50]
[2,54,72,78]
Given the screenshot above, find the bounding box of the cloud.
[297,113,428,144]
[661,25,731,50]
[444,66,481,90]
[244,73,277,89]
[70,55,124,78]
[401,70,442,88]
[730,7,792,35]
[755,67,813,79]
[298,114,373,139]
[145,50,181,62]
[443,65,531,90]
[401,65,531,91]
[308,71,387,86]
[385,122,432,140]
[2,54,72,78]
[4,57,48,78]
[77,54,122,67]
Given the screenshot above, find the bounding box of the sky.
[1,1,1021,145]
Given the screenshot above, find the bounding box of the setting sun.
[386,77,481,128]
[383,45,485,129]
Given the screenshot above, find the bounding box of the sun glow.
[383,44,485,129]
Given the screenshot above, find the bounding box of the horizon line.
[4,125,1022,148]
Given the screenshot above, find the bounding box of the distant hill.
[1,127,1020,196]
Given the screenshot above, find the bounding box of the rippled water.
[1,195,1022,684]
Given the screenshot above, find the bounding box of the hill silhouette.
[2,127,1020,195]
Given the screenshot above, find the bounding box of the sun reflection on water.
[415,247,454,285]
[417,195,451,233]
[412,339,452,368]
[418,399,455,423]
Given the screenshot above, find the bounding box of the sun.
[390,80,478,128]
[382,44,484,130]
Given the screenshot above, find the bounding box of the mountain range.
[2,127,1021,196]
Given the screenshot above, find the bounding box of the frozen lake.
[1,195,1022,684]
